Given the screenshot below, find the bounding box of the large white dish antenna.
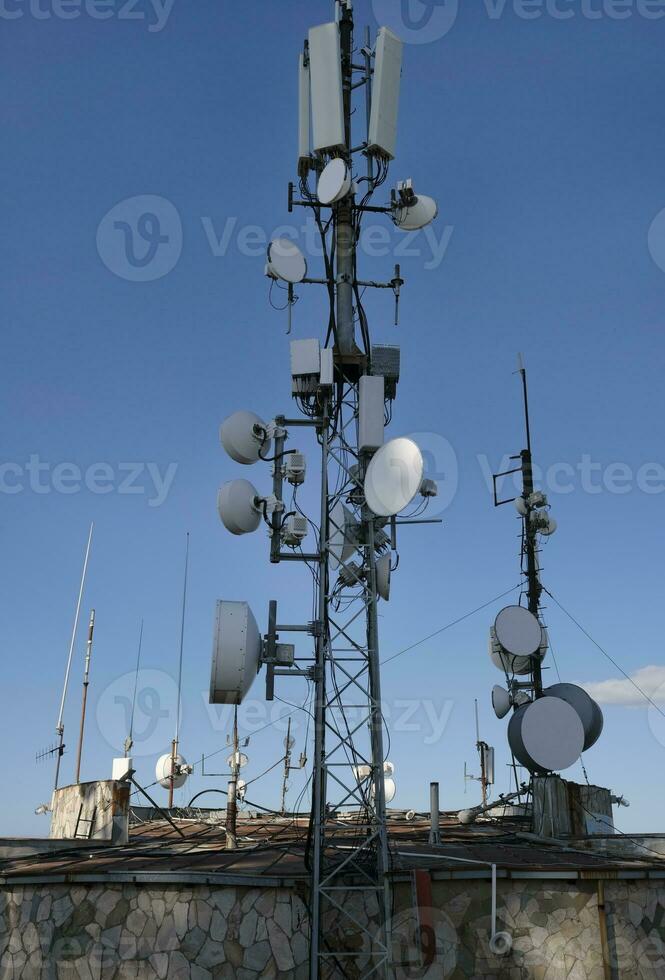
[364,437,424,517]
[383,777,396,804]
[217,479,262,535]
[210,600,262,705]
[155,753,189,790]
[317,158,351,205]
[508,697,585,773]
[544,683,604,751]
[266,238,307,284]
[495,606,542,658]
[491,685,511,720]
[376,553,391,601]
[220,410,270,465]
[394,194,438,231]
[329,502,358,569]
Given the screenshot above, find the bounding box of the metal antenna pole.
[335,1,357,356]
[517,358,543,695]
[281,716,293,815]
[226,706,239,850]
[125,619,144,757]
[169,532,190,808]
[74,609,96,785]
[54,521,94,792]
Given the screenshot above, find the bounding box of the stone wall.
[49,782,129,844]
[1,877,664,978]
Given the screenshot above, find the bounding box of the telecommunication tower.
[210,3,440,976]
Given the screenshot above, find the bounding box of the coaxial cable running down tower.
[211,3,440,976]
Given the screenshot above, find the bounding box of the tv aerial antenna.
[211,4,441,976]
[463,699,494,806]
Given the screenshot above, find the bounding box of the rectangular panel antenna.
[298,50,311,173]
[359,375,385,452]
[368,27,403,160]
[309,22,345,153]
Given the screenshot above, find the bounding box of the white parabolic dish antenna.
[318,158,351,205]
[266,238,307,284]
[383,777,396,804]
[394,194,438,231]
[217,480,262,536]
[210,600,262,705]
[376,553,391,601]
[508,697,585,773]
[364,437,424,517]
[220,411,270,465]
[491,685,511,720]
[155,753,189,790]
[495,605,543,658]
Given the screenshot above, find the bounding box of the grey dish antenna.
[544,683,603,751]
[155,753,189,790]
[217,480,262,535]
[495,605,542,657]
[508,696,585,773]
[266,238,307,284]
[317,158,351,204]
[491,685,511,720]
[210,600,262,705]
[220,411,270,464]
[364,437,424,517]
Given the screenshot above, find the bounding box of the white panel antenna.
[298,51,311,172]
[368,27,403,160]
[308,23,345,153]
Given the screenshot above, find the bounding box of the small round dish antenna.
[266,238,307,284]
[364,438,424,517]
[155,753,190,790]
[508,697,585,773]
[227,751,249,770]
[383,760,395,777]
[210,600,262,705]
[383,777,397,804]
[317,158,351,205]
[491,685,511,720]
[220,411,270,464]
[494,606,543,658]
[544,683,604,751]
[217,480,262,535]
[514,496,528,517]
[376,553,391,601]
[394,194,438,231]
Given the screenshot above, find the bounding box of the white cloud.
[582,666,665,707]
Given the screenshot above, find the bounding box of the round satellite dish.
[394,194,438,231]
[210,600,262,705]
[329,502,358,569]
[384,777,396,804]
[155,753,189,790]
[317,158,351,205]
[491,685,511,720]
[514,496,528,517]
[364,438,424,517]
[220,410,270,465]
[266,238,307,284]
[495,606,543,658]
[383,760,395,777]
[508,697,585,773]
[353,763,371,782]
[227,751,249,770]
[544,683,604,751]
[217,480,262,536]
[376,553,391,601]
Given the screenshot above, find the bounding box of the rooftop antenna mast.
[211,3,441,975]
[169,532,190,808]
[74,609,96,785]
[54,522,94,792]
[517,355,543,694]
[464,699,493,806]
[125,619,144,757]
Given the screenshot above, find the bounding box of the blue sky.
[2,0,665,837]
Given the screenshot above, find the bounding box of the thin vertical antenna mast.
[517,356,543,695]
[54,521,94,791]
[226,705,239,849]
[281,716,293,815]
[74,609,96,785]
[125,619,144,757]
[169,532,190,808]
[334,0,356,355]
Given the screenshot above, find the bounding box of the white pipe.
[491,863,497,936]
